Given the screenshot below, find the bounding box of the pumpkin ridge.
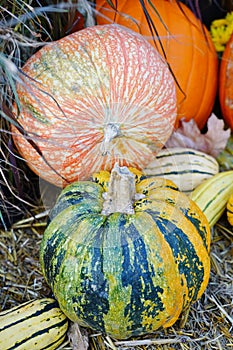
[120,219,165,331]
[135,184,211,251]
[147,211,209,305]
[101,212,183,337]
[72,225,109,332]
[42,227,67,288]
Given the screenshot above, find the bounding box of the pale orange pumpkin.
[95,0,218,129]
[12,24,177,187]
[219,32,233,130]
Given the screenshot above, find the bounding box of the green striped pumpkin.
[0,298,68,350]
[40,164,211,339]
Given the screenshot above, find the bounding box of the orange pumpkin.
[219,32,233,130]
[95,0,218,129]
[12,24,177,187]
[65,8,85,35]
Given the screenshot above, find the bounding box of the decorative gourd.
[190,170,233,227]
[0,298,68,350]
[12,24,177,187]
[143,147,219,193]
[219,32,233,130]
[40,163,211,339]
[227,193,233,225]
[95,0,218,129]
[217,134,233,170]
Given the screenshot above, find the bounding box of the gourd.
[0,298,68,350]
[227,193,233,225]
[12,24,176,187]
[217,134,233,170]
[143,147,219,193]
[95,0,218,129]
[40,163,210,340]
[190,170,233,227]
[219,32,233,130]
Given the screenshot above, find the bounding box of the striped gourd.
[40,163,210,340]
[227,193,233,226]
[217,134,233,171]
[0,298,68,350]
[143,147,219,193]
[190,171,233,227]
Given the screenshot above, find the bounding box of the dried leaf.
[205,114,231,157]
[166,114,231,157]
[68,322,89,350]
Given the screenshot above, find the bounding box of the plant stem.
[101,163,136,216]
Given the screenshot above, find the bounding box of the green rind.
[40,178,210,339]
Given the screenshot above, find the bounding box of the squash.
[11,24,177,187]
[0,298,68,350]
[95,0,218,129]
[217,134,233,170]
[40,163,210,339]
[227,193,233,225]
[219,32,233,130]
[190,170,233,227]
[143,147,219,193]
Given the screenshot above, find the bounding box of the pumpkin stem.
[101,123,121,155]
[101,163,136,216]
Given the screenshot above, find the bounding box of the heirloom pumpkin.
[95,0,218,129]
[40,164,211,339]
[219,32,233,130]
[12,24,177,187]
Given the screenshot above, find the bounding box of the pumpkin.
[12,24,177,187]
[95,0,218,129]
[219,32,233,130]
[40,163,211,339]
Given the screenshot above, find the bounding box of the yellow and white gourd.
[144,147,219,193]
[0,298,68,350]
[227,193,233,226]
[190,171,233,227]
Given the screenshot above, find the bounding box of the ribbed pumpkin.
[95,0,218,129]
[12,24,176,187]
[219,32,233,130]
[40,163,211,339]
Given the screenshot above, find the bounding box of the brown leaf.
[165,114,231,157]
